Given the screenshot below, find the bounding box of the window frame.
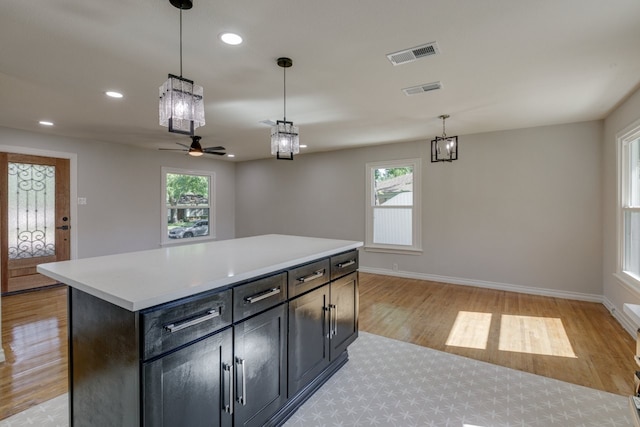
[160,166,216,246]
[617,118,640,289]
[365,158,422,254]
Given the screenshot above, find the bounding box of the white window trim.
[365,158,422,254]
[161,166,216,246]
[617,118,640,289]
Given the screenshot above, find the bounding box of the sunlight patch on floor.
[499,314,577,358]
[446,311,492,350]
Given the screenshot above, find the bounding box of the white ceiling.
[1,0,639,161]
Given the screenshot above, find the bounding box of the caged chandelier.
[431,114,458,162]
[159,0,205,136]
[271,57,299,160]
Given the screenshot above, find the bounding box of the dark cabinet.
[288,266,359,398]
[67,249,359,427]
[329,272,359,357]
[234,304,288,427]
[288,284,331,397]
[143,327,233,427]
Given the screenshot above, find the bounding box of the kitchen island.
[38,234,362,427]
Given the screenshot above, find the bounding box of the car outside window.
[161,167,215,245]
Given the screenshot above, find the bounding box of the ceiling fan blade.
[206,151,226,156]
[203,146,225,152]
[159,148,188,152]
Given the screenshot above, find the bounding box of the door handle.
[236,357,246,405]
[56,225,70,230]
[223,363,234,414]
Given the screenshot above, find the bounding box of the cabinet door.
[288,284,330,397]
[234,304,288,427]
[143,328,233,427]
[330,272,359,359]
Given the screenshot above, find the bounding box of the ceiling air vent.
[402,81,442,96]
[387,42,440,66]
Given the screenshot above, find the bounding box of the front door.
[0,153,71,294]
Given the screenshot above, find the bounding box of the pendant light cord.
[283,66,287,122]
[179,8,183,77]
[442,116,447,138]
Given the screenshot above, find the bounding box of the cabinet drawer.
[141,288,232,360]
[288,258,330,298]
[233,272,287,322]
[330,250,359,280]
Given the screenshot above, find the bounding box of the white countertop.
[37,234,362,311]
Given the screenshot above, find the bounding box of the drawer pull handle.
[245,287,280,304]
[336,260,356,269]
[297,269,325,283]
[163,309,219,333]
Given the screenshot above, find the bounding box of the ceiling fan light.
[159,74,205,136]
[271,120,299,160]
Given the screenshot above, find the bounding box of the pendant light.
[431,114,458,162]
[159,0,205,136]
[271,57,299,160]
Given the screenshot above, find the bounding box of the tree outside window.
[162,168,215,244]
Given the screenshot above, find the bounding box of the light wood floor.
[358,273,637,396]
[0,286,68,420]
[0,274,636,420]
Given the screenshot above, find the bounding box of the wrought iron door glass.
[8,162,56,259]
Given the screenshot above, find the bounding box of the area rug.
[0,332,632,426]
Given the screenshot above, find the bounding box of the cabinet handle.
[336,260,356,269]
[329,304,337,337]
[297,269,325,283]
[236,357,247,405]
[163,309,220,333]
[245,287,280,304]
[323,305,331,339]
[224,363,234,414]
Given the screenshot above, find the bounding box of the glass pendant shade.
[430,135,458,162]
[159,74,205,136]
[430,114,458,162]
[271,120,299,160]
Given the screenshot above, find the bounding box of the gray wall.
[236,121,603,298]
[603,86,640,333]
[0,127,236,258]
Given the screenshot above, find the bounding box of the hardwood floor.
[0,286,68,420]
[358,273,637,396]
[0,274,636,421]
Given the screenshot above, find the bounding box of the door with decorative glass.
[0,153,70,294]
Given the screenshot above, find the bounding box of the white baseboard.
[606,296,638,337]
[0,348,5,363]
[359,267,604,303]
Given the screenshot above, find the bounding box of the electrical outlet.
[392,263,398,271]
[78,197,87,205]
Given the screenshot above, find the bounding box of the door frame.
[0,145,77,362]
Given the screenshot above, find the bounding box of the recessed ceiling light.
[39,120,54,126]
[219,32,243,46]
[227,154,235,158]
[105,91,124,98]
[300,145,308,148]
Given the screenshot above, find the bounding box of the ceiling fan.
[160,135,226,157]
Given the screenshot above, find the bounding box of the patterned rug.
[0,332,631,427]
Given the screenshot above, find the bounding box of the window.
[365,159,421,253]
[161,167,215,245]
[619,121,640,286]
